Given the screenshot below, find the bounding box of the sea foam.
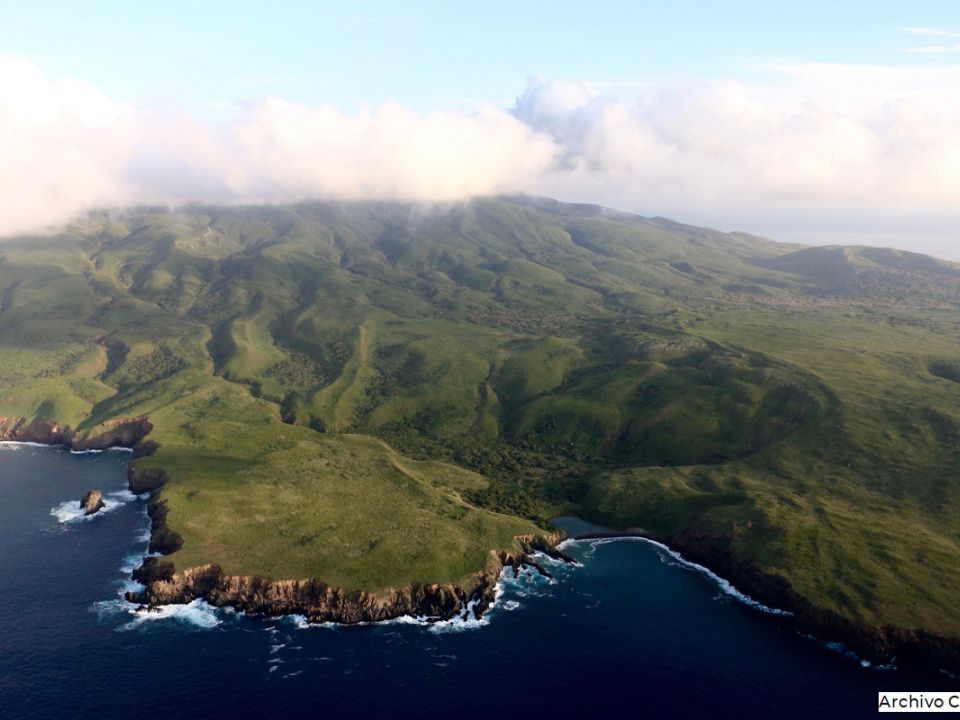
[563,536,793,617]
[121,599,222,630]
[797,633,898,671]
[0,440,133,454]
[283,559,556,634]
[0,441,46,450]
[50,489,140,524]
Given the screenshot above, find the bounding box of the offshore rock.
[80,489,105,516]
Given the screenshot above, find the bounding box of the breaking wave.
[797,633,897,671]
[0,440,133,454]
[284,558,563,634]
[560,536,793,617]
[120,599,223,630]
[51,489,141,523]
[0,441,47,450]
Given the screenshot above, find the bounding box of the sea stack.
[80,490,105,516]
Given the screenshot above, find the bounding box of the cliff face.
[142,493,183,555]
[128,562,501,624]
[127,534,570,625]
[0,416,153,451]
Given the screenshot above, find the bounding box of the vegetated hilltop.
[1,196,959,654]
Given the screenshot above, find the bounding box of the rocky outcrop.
[127,557,502,624]
[143,494,183,555]
[127,466,168,494]
[80,490,105,515]
[0,414,159,519]
[497,532,574,580]
[131,556,176,586]
[0,416,152,451]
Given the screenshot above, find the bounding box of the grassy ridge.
[1,197,959,632]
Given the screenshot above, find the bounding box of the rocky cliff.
[0,416,153,451]
[127,533,570,625]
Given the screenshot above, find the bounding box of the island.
[1,196,959,671]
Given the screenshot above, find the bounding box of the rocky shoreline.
[0,416,153,451]
[120,429,578,626]
[125,531,573,625]
[0,415,574,627]
[129,560,501,624]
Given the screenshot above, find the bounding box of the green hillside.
[2,196,959,639]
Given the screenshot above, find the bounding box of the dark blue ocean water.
[0,444,952,719]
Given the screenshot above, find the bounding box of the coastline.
[0,439,134,454]
[0,418,570,629]
[0,416,153,452]
[558,533,793,617]
[7,420,959,674]
[125,532,573,626]
[8,429,952,720]
[555,521,960,676]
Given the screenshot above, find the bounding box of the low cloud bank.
[2,55,959,253]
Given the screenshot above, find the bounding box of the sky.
[2,0,960,257]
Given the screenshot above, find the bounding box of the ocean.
[0,444,951,719]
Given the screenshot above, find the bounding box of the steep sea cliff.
[126,535,570,626]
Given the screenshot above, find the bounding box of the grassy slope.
[1,197,959,633]
[158,433,533,589]
[578,304,960,633]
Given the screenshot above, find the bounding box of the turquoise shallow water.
[0,444,952,719]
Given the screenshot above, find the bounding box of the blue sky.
[3,0,958,112]
[2,1,960,257]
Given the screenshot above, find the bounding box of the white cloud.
[901,27,960,38]
[902,45,960,54]
[1,56,960,257]
[0,56,557,236]
[219,99,557,202]
[123,99,558,206]
[900,27,960,54]
[519,69,960,216]
[0,56,139,235]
